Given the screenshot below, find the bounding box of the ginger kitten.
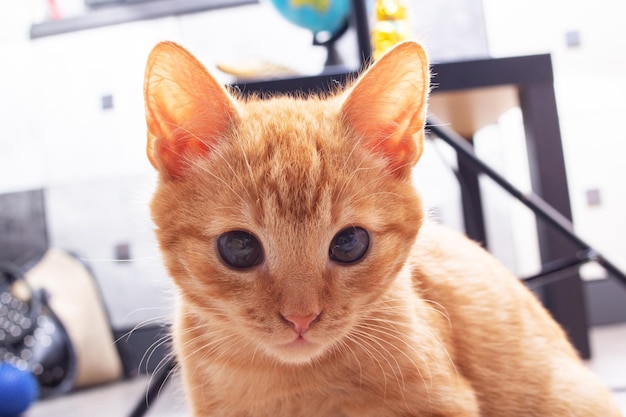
[144,41,621,417]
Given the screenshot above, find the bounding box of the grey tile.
[586,323,626,415]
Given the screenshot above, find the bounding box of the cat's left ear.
[144,41,239,179]
[341,41,429,178]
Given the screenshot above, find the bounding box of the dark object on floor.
[0,260,76,398]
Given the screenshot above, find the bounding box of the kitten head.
[145,41,429,364]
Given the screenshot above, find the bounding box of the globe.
[268,0,351,36]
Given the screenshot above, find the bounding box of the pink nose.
[282,313,321,335]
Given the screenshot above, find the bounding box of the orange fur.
[144,41,622,417]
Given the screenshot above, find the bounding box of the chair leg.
[128,356,176,417]
[426,115,626,287]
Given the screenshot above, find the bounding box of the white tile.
[614,392,626,416]
[25,374,188,417]
[586,323,626,415]
[45,174,174,329]
[587,324,626,388]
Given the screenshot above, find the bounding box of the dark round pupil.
[217,231,263,269]
[329,227,369,264]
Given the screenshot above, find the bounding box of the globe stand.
[313,18,349,67]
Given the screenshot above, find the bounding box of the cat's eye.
[217,231,264,269]
[329,227,370,264]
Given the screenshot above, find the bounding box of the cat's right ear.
[144,42,238,179]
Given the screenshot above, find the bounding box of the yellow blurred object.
[371,0,413,60]
[290,0,330,13]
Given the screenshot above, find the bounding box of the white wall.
[0,3,331,194]
[482,0,626,276]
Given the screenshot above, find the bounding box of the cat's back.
[408,221,621,416]
[409,220,531,303]
[407,220,556,358]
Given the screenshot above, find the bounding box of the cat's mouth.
[287,335,310,346]
[267,334,326,364]
[282,334,316,350]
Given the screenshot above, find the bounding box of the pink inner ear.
[146,92,214,179]
[364,128,423,176]
[152,125,211,179]
[345,105,424,177]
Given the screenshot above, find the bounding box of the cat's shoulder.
[409,220,516,290]
[413,220,486,260]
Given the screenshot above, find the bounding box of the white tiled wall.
[44,175,171,328]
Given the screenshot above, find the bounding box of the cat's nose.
[281,312,321,335]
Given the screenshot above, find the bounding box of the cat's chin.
[265,337,328,365]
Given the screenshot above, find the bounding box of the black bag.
[0,261,77,398]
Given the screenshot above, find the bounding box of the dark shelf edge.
[233,68,359,96]
[231,54,554,97]
[431,54,554,91]
[30,0,258,39]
